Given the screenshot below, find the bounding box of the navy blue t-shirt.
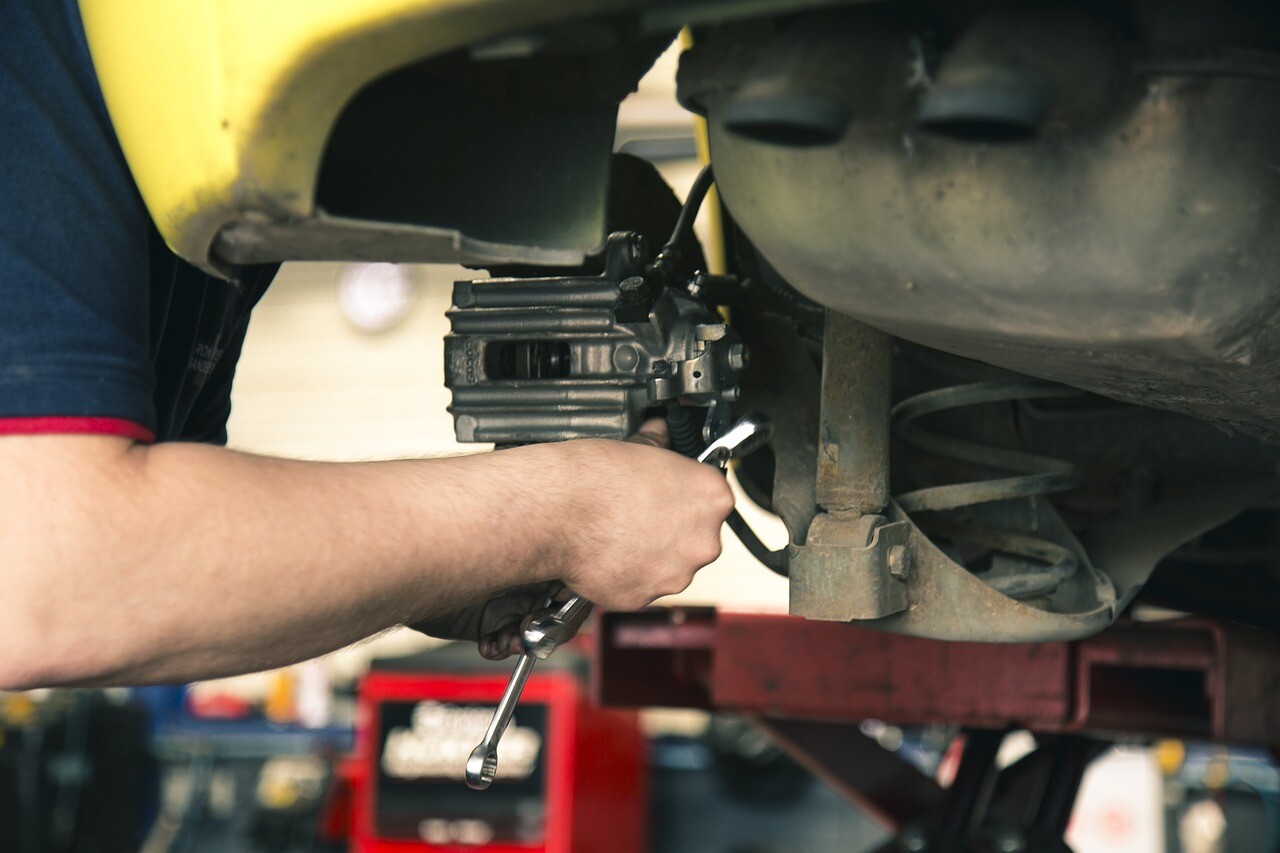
[0,0,275,444]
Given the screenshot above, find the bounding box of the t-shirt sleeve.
[180,323,253,446]
[0,0,158,442]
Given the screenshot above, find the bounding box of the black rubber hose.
[666,402,702,458]
[666,164,715,251]
[651,164,716,279]
[728,509,790,577]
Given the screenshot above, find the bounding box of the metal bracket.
[790,515,911,620]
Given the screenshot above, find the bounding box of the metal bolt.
[687,272,708,298]
[727,343,749,371]
[651,360,671,376]
[619,276,646,303]
[722,386,741,401]
[888,544,911,580]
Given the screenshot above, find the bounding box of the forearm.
[1,436,558,687]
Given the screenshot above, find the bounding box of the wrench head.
[521,597,590,659]
[465,744,498,790]
[521,623,557,660]
[698,412,773,466]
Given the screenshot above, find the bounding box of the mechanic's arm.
[0,431,732,689]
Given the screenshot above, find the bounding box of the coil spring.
[891,380,1084,601]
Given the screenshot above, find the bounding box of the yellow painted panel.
[77,0,653,274]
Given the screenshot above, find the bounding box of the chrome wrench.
[464,412,772,790]
[694,411,772,469]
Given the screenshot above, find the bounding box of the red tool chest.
[347,665,646,853]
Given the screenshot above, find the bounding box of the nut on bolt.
[728,343,749,371]
[888,544,911,580]
[619,276,646,303]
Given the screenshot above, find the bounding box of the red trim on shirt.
[0,416,155,443]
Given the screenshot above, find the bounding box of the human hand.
[408,581,588,660]
[412,417,733,653]
[529,417,735,611]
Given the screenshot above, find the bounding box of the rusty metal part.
[788,311,901,620]
[790,514,912,620]
[596,607,1280,746]
[876,419,1275,639]
[816,312,892,515]
[922,521,1078,602]
[885,378,1101,614]
[866,499,1116,642]
[737,313,1273,638]
[794,347,1120,639]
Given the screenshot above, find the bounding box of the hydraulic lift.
[595,607,1280,852]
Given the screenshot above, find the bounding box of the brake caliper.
[444,231,745,444]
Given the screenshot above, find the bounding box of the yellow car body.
[78,0,679,276]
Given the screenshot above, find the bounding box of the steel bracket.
[790,515,911,620]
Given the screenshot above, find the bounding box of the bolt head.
[619,276,646,303]
[888,544,910,580]
[727,343,749,371]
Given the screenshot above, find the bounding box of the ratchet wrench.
[464,412,772,791]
